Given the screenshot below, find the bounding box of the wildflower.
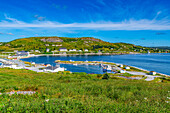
[45,99,49,102]
[165,101,169,103]
[167,97,170,99]
[144,97,147,100]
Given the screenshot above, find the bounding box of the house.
[45,44,49,46]
[46,48,50,52]
[59,48,68,52]
[35,50,40,53]
[150,71,156,75]
[120,70,126,73]
[17,51,30,56]
[43,65,65,72]
[56,44,62,47]
[14,50,18,53]
[53,50,58,52]
[69,49,77,52]
[84,49,88,52]
[119,64,124,67]
[125,66,130,69]
[30,50,34,52]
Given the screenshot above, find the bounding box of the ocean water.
[21,53,170,75]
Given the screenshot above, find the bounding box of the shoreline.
[55,60,170,77]
[19,52,141,59]
[18,53,170,77]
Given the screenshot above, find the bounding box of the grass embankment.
[0,68,170,112]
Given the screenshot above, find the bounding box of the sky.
[0,0,170,46]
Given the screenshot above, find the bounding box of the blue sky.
[0,0,170,46]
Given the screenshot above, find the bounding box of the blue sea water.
[21,53,170,75]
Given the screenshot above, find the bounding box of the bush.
[102,73,110,80]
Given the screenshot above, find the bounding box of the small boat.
[103,68,107,72]
[107,65,112,71]
[73,63,78,66]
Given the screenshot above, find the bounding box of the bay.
[21,53,170,75]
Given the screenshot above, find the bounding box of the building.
[69,49,77,52]
[14,50,18,53]
[43,65,65,72]
[56,44,62,47]
[150,71,156,75]
[17,51,30,56]
[120,70,126,73]
[35,50,41,53]
[125,66,130,69]
[84,49,88,52]
[45,44,49,46]
[59,48,68,52]
[46,48,50,52]
[118,64,124,67]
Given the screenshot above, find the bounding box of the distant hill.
[149,46,170,50]
[0,36,167,53]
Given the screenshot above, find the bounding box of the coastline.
[20,52,141,59]
[55,60,170,77]
[19,53,170,77]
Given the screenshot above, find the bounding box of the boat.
[73,63,78,66]
[107,65,112,71]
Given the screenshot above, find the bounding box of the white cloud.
[0,32,14,35]
[6,33,14,35]
[0,16,170,30]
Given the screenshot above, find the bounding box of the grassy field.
[0,68,170,112]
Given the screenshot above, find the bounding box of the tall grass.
[0,68,169,112]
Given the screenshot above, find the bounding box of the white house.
[119,64,124,68]
[45,44,49,46]
[30,50,34,52]
[150,71,156,75]
[46,48,50,52]
[35,50,41,53]
[14,50,18,53]
[56,44,62,47]
[84,49,88,52]
[69,49,77,52]
[125,66,130,69]
[59,48,68,52]
[17,51,30,56]
[120,70,126,73]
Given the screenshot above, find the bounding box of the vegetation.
[0,36,168,53]
[0,68,170,112]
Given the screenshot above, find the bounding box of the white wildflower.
[165,101,169,103]
[167,97,170,99]
[45,99,49,102]
[144,97,147,100]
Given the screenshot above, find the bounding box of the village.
[0,50,167,82]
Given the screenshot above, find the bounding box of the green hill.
[0,36,167,53]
